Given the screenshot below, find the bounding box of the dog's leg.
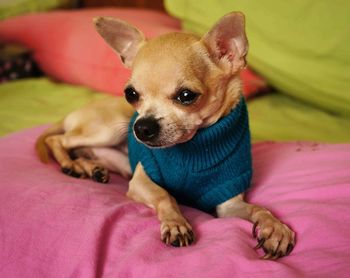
[45,127,128,182]
[127,163,194,247]
[216,194,295,259]
[44,131,86,178]
[69,145,131,182]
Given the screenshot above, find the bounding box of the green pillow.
[0,78,106,136]
[248,93,350,143]
[165,0,350,116]
[0,0,74,20]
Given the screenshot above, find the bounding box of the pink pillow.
[0,8,180,95]
[0,8,267,97]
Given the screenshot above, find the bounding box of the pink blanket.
[0,127,349,277]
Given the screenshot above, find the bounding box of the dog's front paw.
[160,218,195,247]
[252,214,295,260]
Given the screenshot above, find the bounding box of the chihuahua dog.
[36,12,295,259]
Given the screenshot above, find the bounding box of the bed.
[1,1,350,277]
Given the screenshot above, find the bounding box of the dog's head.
[94,12,248,148]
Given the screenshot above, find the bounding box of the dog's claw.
[161,220,194,248]
[252,214,295,260]
[252,221,258,238]
[165,232,194,247]
[183,234,190,246]
[187,231,195,244]
[275,251,284,260]
[260,242,289,260]
[261,252,273,260]
[171,234,191,247]
[184,232,194,246]
[61,167,81,178]
[162,232,170,245]
[272,240,282,256]
[262,246,268,254]
[254,238,265,250]
[286,243,294,256]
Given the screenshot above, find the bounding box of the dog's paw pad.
[170,238,181,247]
[92,167,109,183]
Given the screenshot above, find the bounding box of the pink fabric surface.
[0,127,349,277]
[0,8,267,98]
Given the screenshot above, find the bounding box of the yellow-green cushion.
[248,93,350,143]
[0,78,107,136]
[0,0,73,20]
[165,0,350,116]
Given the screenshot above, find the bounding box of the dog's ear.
[93,16,145,68]
[202,12,248,72]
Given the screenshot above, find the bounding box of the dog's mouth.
[133,116,199,148]
[142,141,166,148]
[138,129,198,149]
[137,137,178,149]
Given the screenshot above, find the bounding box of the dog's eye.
[175,89,200,105]
[124,86,139,104]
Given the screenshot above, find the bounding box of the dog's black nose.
[134,117,160,142]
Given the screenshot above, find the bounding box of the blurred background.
[81,0,165,11]
[0,0,349,142]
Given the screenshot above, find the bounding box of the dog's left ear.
[93,16,145,68]
[202,12,248,73]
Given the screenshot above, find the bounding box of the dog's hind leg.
[44,129,88,179]
[70,146,131,181]
[35,95,134,182]
[44,124,129,182]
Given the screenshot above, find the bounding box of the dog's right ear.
[93,17,145,68]
[201,12,248,73]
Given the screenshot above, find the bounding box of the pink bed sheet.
[0,127,349,277]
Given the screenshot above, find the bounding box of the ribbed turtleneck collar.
[164,97,249,171]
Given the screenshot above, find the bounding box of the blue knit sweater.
[128,98,252,213]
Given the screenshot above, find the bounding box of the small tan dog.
[36,12,295,259]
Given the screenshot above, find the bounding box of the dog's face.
[94,13,248,147]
